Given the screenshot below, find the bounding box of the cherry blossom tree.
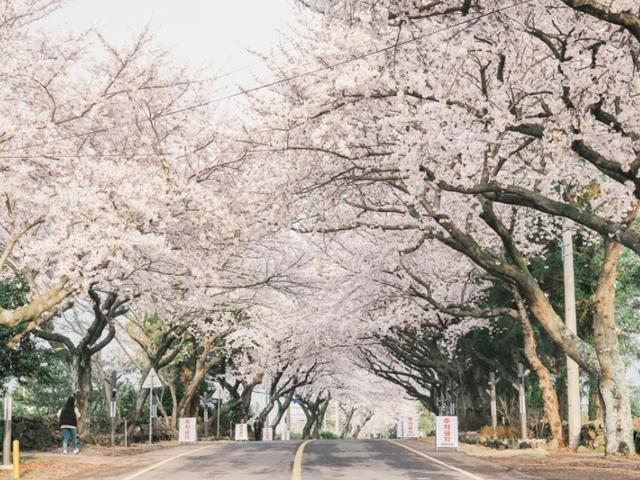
[234,0,639,454]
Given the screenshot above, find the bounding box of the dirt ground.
[489,453,640,480]
[410,438,640,480]
[0,441,182,480]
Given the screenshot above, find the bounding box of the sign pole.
[2,395,12,469]
[142,368,161,444]
[203,393,209,439]
[487,373,500,440]
[149,377,153,444]
[216,397,221,439]
[110,371,117,447]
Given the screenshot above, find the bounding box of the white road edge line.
[122,444,217,480]
[387,440,486,480]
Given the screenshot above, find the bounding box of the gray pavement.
[113,439,523,480]
[303,440,521,480]
[117,441,300,480]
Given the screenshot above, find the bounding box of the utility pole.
[264,378,270,439]
[562,231,581,450]
[2,395,11,469]
[487,373,500,440]
[216,396,221,439]
[214,380,223,439]
[286,404,292,440]
[110,371,117,447]
[203,393,209,439]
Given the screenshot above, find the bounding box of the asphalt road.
[115,439,520,480]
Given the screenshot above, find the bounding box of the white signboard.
[282,430,290,441]
[235,423,249,441]
[435,416,459,450]
[142,368,162,389]
[396,415,418,438]
[262,427,273,441]
[213,384,228,400]
[179,417,198,443]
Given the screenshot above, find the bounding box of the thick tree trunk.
[270,391,294,430]
[588,377,602,422]
[340,406,355,439]
[593,241,635,456]
[177,377,202,419]
[128,365,152,426]
[257,398,277,425]
[176,344,223,422]
[72,353,93,435]
[518,275,600,375]
[515,291,564,447]
[169,381,178,427]
[312,400,329,439]
[351,411,373,439]
[302,412,316,439]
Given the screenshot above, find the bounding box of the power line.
[1,0,530,155]
[156,0,531,118]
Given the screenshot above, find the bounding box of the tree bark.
[588,377,602,422]
[0,276,76,331]
[270,391,295,430]
[351,410,373,439]
[72,353,93,435]
[514,290,565,447]
[340,406,355,439]
[37,288,125,436]
[593,240,635,456]
[168,377,178,427]
[176,339,224,421]
[312,399,329,439]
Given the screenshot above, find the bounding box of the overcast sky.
[42,0,297,90]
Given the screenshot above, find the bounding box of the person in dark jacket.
[57,396,81,454]
[254,416,263,441]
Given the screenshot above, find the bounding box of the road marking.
[387,440,485,480]
[291,440,311,480]
[122,444,217,480]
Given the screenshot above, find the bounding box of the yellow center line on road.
[291,440,311,480]
[387,440,485,480]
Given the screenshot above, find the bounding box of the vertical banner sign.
[262,427,273,441]
[234,423,248,441]
[178,417,198,444]
[282,430,290,441]
[403,416,416,438]
[435,416,459,451]
[396,415,417,438]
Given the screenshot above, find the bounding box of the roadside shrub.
[0,416,58,450]
[479,425,519,440]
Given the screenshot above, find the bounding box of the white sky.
[42,0,297,89]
